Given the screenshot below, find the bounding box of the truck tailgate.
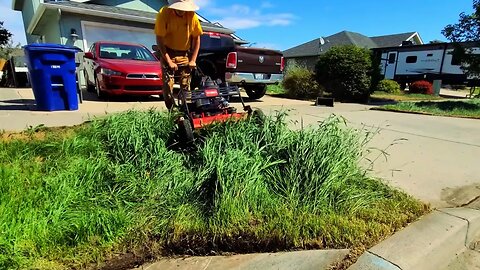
[234,47,282,74]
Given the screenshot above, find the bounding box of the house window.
[406,56,417,63]
[388,53,396,64]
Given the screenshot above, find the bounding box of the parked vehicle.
[191,32,284,100]
[375,42,480,88]
[83,41,162,98]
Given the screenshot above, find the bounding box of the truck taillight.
[280,57,285,72]
[226,52,237,69]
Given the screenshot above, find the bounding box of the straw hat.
[168,0,199,11]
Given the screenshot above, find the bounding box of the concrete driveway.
[1,87,479,208]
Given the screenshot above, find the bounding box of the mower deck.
[191,112,247,129]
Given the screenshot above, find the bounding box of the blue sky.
[1,0,475,50]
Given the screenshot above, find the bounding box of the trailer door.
[385,52,397,79]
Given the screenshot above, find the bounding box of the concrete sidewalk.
[0,88,167,131]
[350,207,480,270]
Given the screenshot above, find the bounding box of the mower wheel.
[250,109,265,126]
[179,119,194,143]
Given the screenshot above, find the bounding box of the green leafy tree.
[442,0,480,78]
[0,21,13,47]
[0,40,21,59]
[315,45,374,102]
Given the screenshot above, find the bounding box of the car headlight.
[100,68,122,76]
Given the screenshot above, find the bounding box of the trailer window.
[388,53,396,64]
[406,56,417,63]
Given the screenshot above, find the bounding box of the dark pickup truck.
[192,32,284,99]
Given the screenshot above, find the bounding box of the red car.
[83,41,163,99]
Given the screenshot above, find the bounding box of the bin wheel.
[95,78,107,100]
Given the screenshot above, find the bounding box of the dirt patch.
[0,124,88,142]
[328,246,366,270]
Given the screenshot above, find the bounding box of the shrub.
[409,80,433,95]
[376,79,402,94]
[315,45,373,102]
[282,63,323,99]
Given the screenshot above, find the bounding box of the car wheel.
[95,78,107,99]
[245,84,267,100]
[85,71,95,92]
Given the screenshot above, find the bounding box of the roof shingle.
[283,30,420,58]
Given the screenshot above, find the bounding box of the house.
[283,30,424,70]
[12,0,246,52]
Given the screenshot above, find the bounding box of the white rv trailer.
[374,42,480,87]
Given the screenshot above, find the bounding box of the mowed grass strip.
[0,110,429,269]
[379,99,480,119]
[370,91,442,102]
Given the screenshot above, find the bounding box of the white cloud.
[251,42,280,50]
[218,18,261,30]
[218,12,295,30]
[200,2,295,31]
[195,0,212,9]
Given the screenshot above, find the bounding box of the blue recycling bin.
[24,43,79,111]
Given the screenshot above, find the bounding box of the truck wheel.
[245,85,267,100]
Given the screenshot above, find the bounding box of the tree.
[315,45,374,102]
[0,21,13,47]
[442,0,480,78]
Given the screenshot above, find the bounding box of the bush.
[409,80,433,95]
[315,45,373,102]
[282,63,323,99]
[377,79,402,94]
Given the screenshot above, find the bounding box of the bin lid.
[24,43,82,53]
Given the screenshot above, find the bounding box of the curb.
[348,207,480,270]
[133,249,349,270]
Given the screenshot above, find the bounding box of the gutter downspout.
[57,8,65,45]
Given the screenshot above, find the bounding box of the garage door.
[82,22,155,51]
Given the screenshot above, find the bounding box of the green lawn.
[370,91,442,102]
[0,110,428,269]
[378,99,480,119]
[266,84,287,96]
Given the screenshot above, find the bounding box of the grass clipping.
[0,110,428,269]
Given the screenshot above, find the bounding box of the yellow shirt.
[154,7,203,51]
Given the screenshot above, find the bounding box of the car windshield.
[99,44,156,61]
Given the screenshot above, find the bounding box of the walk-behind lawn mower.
[168,66,260,143]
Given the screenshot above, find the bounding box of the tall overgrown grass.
[0,110,428,269]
